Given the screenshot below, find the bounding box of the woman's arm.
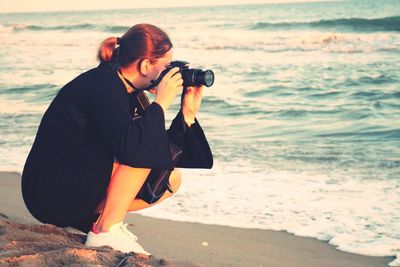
[167,110,213,169]
[88,73,174,170]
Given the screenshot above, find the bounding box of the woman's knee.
[111,161,119,177]
[127,169,182,212]
[169,168,182,194]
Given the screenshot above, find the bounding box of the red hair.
[97,24,172,67]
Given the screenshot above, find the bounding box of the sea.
[0,0,399,265]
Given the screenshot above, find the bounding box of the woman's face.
[147,49,173,94]
[153,49,173,77]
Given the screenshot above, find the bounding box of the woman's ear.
[138,58,150,76]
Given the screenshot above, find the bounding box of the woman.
[21,24,213,255]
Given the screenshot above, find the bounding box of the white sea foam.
[135,160,400,265]
[0,24,13,33]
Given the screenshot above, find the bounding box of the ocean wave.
[202,44,310,53]
[243,86,291,97]
[307,91,341,99]
[105,25,130,32]
[6,23,129,33]
[10,23,95,32]
[273,108,343,118]
[250,16,400,32]
[351,90,385,100]
[0,83,58,94]
[340,75,398,88]
[0,84,58,105]
[392,92,400,99]
[315,128,400,140]
[357,75,398,85]
[197,32,400,54]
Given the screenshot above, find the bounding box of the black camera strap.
[134,90,151,113]
[117,69,158,92]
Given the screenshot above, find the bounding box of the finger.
[187,85,203,91]
[185,86,195,95]
[170,69,182,81]
[176,81,183,89]
[171,73,183,83]
[173,78,183,88]
[171,67,182,78]
[195,86,204,97]
[165,67,181,79]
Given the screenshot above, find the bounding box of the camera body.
[158,60,215,88]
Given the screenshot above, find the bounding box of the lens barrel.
[182,69,215,87]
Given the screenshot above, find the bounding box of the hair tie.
[116,37,121,45]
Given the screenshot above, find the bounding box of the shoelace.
[119,223,138,242]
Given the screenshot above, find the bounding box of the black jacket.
[23,62,213,178]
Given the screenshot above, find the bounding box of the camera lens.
[203,70,214,87]
[183,69,214,87]
[194,69,214,87]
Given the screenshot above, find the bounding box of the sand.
[0,171,394,266]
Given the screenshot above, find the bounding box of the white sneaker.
[85,222,151,255]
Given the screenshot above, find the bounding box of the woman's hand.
[182,85,204,127]
[155,67,182,113]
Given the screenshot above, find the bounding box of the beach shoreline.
[0,171,394,267]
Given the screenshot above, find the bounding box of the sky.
[0,0,328,13]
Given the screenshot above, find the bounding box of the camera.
[156,61,215,87]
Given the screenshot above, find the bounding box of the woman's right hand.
[154,67,183,113]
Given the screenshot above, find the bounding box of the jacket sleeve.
[88,78,174,170]
[167,110,213,169]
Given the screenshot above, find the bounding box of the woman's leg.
[94,162,181,232]
[95,164,151,232]
[127,167,181,212]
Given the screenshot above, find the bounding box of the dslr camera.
[156,61,215,88]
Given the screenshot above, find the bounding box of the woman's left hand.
[182,85,204,127]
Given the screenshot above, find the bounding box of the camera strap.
[118,69,158,92]
[134,90,151,113]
